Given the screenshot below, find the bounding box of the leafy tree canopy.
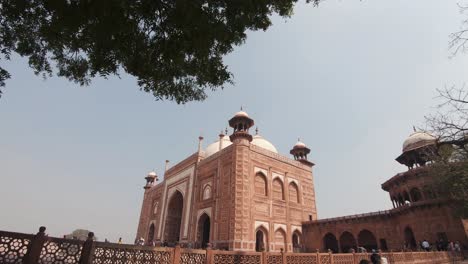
[0,0,318,103]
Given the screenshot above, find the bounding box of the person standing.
[370,250,381,264]
[421,239,430,252]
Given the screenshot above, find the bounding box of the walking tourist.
[422,239,430,251]
[454,241,461,252]
[370,249,381,264]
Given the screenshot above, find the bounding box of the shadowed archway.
[323,233,339,253]
[357,230,377,251]
[255,227,268,252]
[164,191,184,244]
[148,223,155,244]
[404,226,417,250]
[197,213,210,248]
[339,231,357,253]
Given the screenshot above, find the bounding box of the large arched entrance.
[323,233,339,253]
[148,223,155,245]
[357,230,378,251]
[255,227,268,252]
[197,213,210,248]
[339,231,357,253]
[164,191,184,244]
[404,226,417,250]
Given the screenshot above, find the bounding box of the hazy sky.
[1,0,467,243]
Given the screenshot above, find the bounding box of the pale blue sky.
[1,0,467,243]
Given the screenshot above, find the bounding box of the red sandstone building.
[137,111,468,252]
[136,110,317,252]
[302,132,468,252]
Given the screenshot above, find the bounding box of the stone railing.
[1,227,464,264]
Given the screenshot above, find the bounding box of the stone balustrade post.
[78,232,95,264]
[351,248,357,264]
[262,251,267,264]
[24,226,47,264]
[328,249,334,264]
[173,244,181,264]
[281,248,286,264]
[316,249,321,264]
[206,243,213,264]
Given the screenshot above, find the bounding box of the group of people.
[418,239,462,252]
[358,250,388,264]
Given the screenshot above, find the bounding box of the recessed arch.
[255,226,269,252]
[197,213,210,248]
[202,184,212,200]
[272,178,284,200]
[323,233,339,253]
[288,182,300,203]
[274,228,287,252]
[164,190,184,243]
[254,172,268,196]
[357,229,377,251]
[292,230,302,252]
[339,231,357,253]
[404,226,417,250]
[148,223,155,244]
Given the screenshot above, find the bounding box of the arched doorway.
[292,231,302,252]
[148,223,155,245]
[404,226,417,250]
[339,231,357,253]
[255,227,268,252]
[164,191,184,244]
[323,233,339,253]
[357,230,378,251]
[197,213,210,248]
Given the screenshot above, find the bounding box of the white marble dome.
[147,171,157,177]
[204,136,233,157]
[402,132,436,152]
[204,134,278,157]
[252,135,278,153]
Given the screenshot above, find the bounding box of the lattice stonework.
[0,235,30,263]
[92,246,171,264]
[332,254,353,264]
[319,254,331,264]
[38,240,83,264]
[267,254,283,264]
[180,252,206,264]
[286,255,318,264]
[214,254,261,264]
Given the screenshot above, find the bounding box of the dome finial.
[255,127,259,135]
[240,106,243,111]
[225,127,228,135]
[413,125,417,132]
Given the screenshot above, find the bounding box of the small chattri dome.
[234,111,249,117]
[148,171,157,177]
[402,132,436,152]
[252,135,278,153]
[293,140,307,149]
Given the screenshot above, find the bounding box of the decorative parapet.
[250,144,313,171]
[0,228,463,264]
[303,198,448,226]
